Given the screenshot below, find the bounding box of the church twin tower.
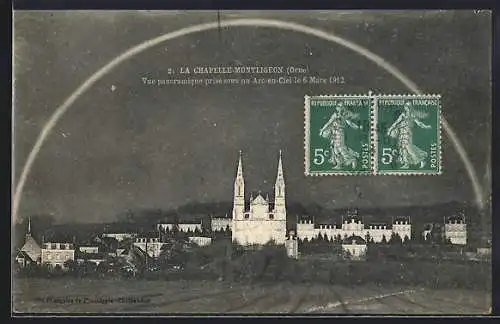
[232,150,287,245]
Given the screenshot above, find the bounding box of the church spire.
[25,217,32,242]
[236,150,243,178]
[277,149,284,180]
[274,150,286,219]
[233,150,245,220]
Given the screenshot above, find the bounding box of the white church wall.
[342,220,365,234]
[211,218,232,231]
[295,221,411,244]
[365,226,392,242]
[296,221,316,241]
[232,219,287,245]
[393,224,412,241]
[157,223,202,233]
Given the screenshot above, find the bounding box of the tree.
[381,235,388,244]
[64,259,78,275]
[80,261,98,277]
[403,235,410,245]
[343,250,352,260]
[97,261,111,276]
[389,232,403,245]
[53,264,63,275]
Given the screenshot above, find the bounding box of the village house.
[443,213,467,245]
[187,236,212,247]
[101,232,137,242]
[41,241,75,269]
[342,235,367,260]
[78,246,99,254]
[15,218,41,268]
[75,252,108,266]
[133,234,167,258]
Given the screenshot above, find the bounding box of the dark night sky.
[13,11,492,223]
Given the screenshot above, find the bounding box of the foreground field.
[13,278,491,315]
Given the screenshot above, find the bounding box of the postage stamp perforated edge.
[373,94,442,176]
[304,94,374,176]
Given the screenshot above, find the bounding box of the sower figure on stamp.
[387,101,432,169]
[319,102,361,169]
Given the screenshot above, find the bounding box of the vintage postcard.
[12,10,492,315]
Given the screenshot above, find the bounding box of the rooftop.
[342,235,367,245]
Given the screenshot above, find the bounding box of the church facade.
[231,151,287,246]
[212,151,413,246]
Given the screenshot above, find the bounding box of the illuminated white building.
[342,235,367,260]
[102,233,137,242]
[188,236,212,247]
[133,236,166,258]
[210,217,232,232]
[157,222,202,233]
[296,213,411,243]
[231,151,287,246]
[41,242,75,269]
[443,213,467,245]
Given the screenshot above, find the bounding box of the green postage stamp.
[304,95,372,175]
[374,95,442,175]
[304,94,442,176]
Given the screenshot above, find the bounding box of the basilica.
[230,150,287,245]
[210,150,413,246]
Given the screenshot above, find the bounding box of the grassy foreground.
[13,278,491,315]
